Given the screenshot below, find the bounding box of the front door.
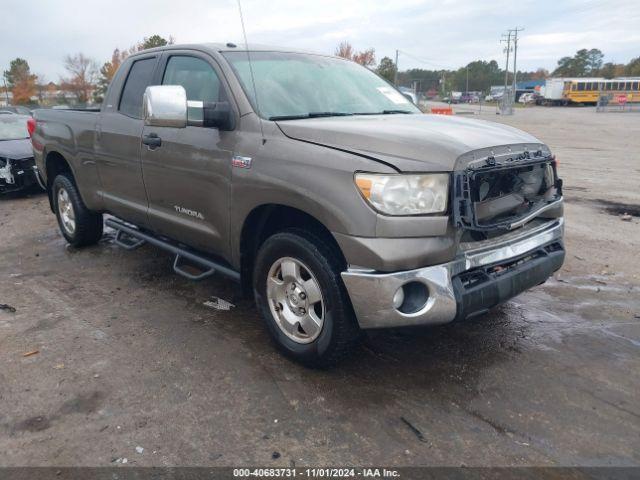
[95,54,159,227]
[140,52,235,256]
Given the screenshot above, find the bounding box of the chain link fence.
[498,89,514,115]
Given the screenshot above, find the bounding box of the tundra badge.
[174,206,205,220]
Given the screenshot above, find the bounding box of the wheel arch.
[43,149,76,212]
[238,204,347,293]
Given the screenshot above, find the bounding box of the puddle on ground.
[595,199,640,217]
[564,197,640,217]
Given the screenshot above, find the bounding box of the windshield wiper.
[353,110,414,115]
[269,112,353,121]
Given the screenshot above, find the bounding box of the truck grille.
[453,153,562,233]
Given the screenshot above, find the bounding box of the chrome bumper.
[341,218,564,329]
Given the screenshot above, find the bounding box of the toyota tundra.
[32,44,565,366]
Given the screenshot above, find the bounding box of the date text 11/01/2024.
[233,468,400,477]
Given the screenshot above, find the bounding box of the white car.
[519,92,535,104]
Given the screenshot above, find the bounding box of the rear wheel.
[52,174,103,247]
[253,229,361,367]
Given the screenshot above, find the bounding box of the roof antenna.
[236,0,264,140]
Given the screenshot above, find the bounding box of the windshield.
[0,115,29,141]
[222,51,420,120]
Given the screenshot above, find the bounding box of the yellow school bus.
[565,78,640,104]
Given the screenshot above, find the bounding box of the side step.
[105,217,241,283]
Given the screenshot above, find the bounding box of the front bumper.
[341,218,565,329]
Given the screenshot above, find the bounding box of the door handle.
[142,133,162,149]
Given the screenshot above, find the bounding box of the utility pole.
[394,49,399,86]
[501,31,512,99]
[500,30,513,114]
[466,65,469,93]
[511,27,524,102]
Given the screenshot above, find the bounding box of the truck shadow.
[340,303,527,393]
[66,235,533,405]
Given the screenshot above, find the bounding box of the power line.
[396,50,448,69]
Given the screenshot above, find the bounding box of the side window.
[119,57,157,118]
[162,56,225,103]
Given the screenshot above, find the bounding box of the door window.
[162,56,225,103]
[119,57,157,118]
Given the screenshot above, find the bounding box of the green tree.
[553,48,604,76]
[136,35,174,51]
[95,48,128,103]
[3,58,37,104]
[626,56,640,76]
[4,58,30,88]
[450,60,503,92]
[376,57,396,83]
[397,68,441,91]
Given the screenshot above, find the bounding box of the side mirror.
[187,100,235,131]
[143,85,235,131]
[143,85,188,128]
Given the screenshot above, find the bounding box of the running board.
[105,218,241,283]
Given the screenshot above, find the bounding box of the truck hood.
[276,114,544,171]
[0,138,34,160]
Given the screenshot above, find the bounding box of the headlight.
[355,173,449,215]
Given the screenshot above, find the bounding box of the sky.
[1,0,639,81]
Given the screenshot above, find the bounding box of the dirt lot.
[1,106,639,467]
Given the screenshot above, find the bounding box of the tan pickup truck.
[32,43,564,366]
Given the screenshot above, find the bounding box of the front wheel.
[253,229,361,367]
[52,174,103,247]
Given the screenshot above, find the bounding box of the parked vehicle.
[449,91,463,103]
[0,114,43,194]
[0,105,33,116]
[564,78,639,105]
[32,44,565,366]
[459,92,479,103]
[488,86,506,102]
[518,92,536,104]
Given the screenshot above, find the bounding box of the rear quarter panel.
[33,109,103,210]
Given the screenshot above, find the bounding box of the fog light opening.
[396,281,430,314]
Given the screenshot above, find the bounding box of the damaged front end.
[0,156,40,194]
[453,147,563,234]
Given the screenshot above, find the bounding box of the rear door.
[140,51,236,255]
[95,54,159,226]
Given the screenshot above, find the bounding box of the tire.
[253,228,361,367]
[52,173,103,247]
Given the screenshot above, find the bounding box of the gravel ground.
[0,106,639,467]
